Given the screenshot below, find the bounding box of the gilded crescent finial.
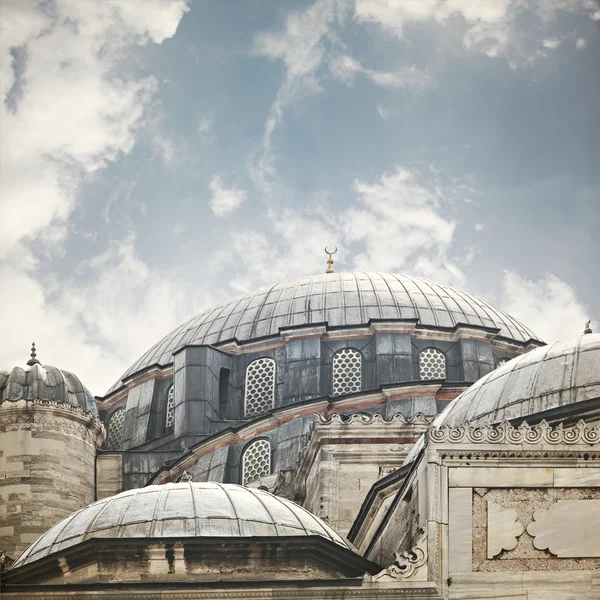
[325,245,337,274]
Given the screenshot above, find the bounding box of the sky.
[1,0,599,396]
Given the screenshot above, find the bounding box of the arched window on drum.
[419,348,446,380]
[165,385,175,430]
[332,348,362,396]
[244,358,276,417]
[242,438,271,486]
[106,408,125,449]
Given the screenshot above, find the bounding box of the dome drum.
[104,331,518,455]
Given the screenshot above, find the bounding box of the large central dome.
[109,272,541,393]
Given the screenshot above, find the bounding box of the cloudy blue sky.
[1,0,599,395]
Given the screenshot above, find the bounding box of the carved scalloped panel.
[527,500,600,557]
[487,501,524,558]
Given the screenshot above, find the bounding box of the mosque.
[1,254,600,599]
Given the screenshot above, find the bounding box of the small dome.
[109,271,542,393]
[0,363,97,416]
[436,333,600,427]
[13,482,349,567]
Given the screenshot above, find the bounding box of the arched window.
[419,348,446,380]
[106,408,125,449]
[332,348,362,396]
[165,385,174,430]
[244,358,275,417]
[242,439,271,486]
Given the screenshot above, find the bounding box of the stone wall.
[0,400,104,559]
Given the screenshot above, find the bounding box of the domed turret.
[0,345,104,561]
[5,482,379,586]
[0,344,97,414]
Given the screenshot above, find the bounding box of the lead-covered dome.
[110,272,541,392]
[13,482,349,567]
[436,333,600,427]
[0,362,97,416]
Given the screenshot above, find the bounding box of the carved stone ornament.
[0,399,105,446]
[487,501,524,558]
[367,536,428,582]
[428,419,600,445]
[527,500,600,557]
[316,412,433,426]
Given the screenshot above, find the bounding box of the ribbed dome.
[0,363,97,416]
[13,482,349,567]
[108,272,541,393]
[436,333,600,427]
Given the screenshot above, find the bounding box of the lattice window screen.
[244,358,275,417]
[419,348,446,380]
[242,439,271,486]
[332,348,362,396]
[165,385,175,429]
[106,409,125,449]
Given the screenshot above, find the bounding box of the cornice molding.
[0,587,443,599]
[316,412,434,427]
[0,399,105,447]
[428,419,600,446]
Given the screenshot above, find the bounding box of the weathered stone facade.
[0,400,104,558]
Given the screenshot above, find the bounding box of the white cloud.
[344,167,465,285]
[209,175,247,217]
[0,235,209,395]
[542,37,560,49]
[252,0,342,193]
[592,10,600,21]
[475,223,485,231]
[153,135,176,165]
[502,271,591,343]
[197,116,212,134]
[377,104,390,119]
[221,164,471,291]
[330,53,431,90]
[576,37,587,48]
[0,0,189,258]
[354,0,592,67]
[0,0,190,393]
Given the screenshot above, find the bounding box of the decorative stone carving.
[429,419,600,445]
[487,501,524,558]
[316,412,433,425]
[367,535,427,582]
[0,398,105,446]
[527,500,600,557]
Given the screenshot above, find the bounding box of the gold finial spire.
[584,320,593,335]
[325,245,337,274]
[26,342,41,366]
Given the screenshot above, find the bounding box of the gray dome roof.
[436,333,600,427]
[109,272,541,393]
[0,363,97,416]
[13,482,349,568]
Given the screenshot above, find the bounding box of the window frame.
[418,347,447,381]
[241,437,272,486]
[106,407,125,450]
[244,357,276,417]
[165,384,175,432]
[331,347,363,396]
